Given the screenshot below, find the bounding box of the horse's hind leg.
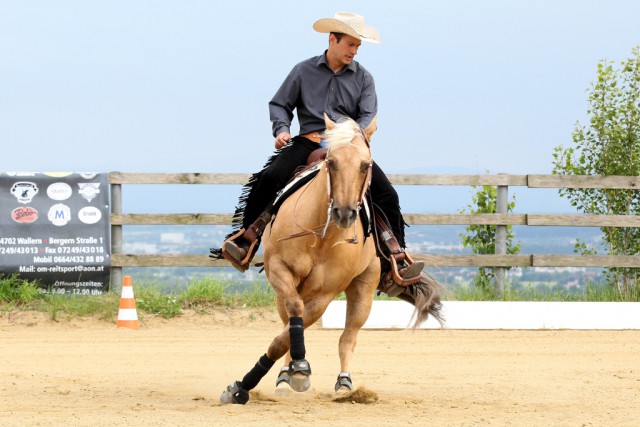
[335,274,377,393]
[274,351,292,396]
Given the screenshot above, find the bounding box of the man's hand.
[275,131,291,149]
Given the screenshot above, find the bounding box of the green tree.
[552,45,640,297]
[459,185,521,294]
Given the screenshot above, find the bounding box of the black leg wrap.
[289,317,305,360]
[241,354,275,391]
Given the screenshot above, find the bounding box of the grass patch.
[0,274,40,306]
[182,276,229,307]
[0,275,277,321]
[447,279,640,302]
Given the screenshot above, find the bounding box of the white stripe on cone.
[120,286,134,298]
[117,308,138,321]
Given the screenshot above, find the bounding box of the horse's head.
[323,113,376,229]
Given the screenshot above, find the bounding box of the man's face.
[329,34,361,66]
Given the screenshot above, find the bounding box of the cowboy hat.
[313,12,380,44]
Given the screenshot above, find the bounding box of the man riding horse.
[212,12,423,291]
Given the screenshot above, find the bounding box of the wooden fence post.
[110,182,123,292]
[494,181,508,294]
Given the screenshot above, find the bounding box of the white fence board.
[321,301,640,330]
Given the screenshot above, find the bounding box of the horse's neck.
[291,166,331,226]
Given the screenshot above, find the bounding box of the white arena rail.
[321,300,640,330]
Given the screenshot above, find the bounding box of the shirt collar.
[317,50,357,73]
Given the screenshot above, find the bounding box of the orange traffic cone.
[116,276,139,330]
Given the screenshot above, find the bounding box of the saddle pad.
[272,162,323,212]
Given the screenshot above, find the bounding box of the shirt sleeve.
[269,65,301,137]
[356,71,378,130]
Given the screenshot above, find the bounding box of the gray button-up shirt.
[269,51,378,137]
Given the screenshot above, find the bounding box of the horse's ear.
[324,113,336,130]
[363,115,377,141]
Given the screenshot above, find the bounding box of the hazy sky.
[1,1,639,213]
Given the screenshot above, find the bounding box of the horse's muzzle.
[332,206,358,228]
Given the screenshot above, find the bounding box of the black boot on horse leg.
[287,316,312,392]
[221,211,272,272]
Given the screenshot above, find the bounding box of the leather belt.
[300,131,325,143]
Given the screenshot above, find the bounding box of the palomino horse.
[220,114,443,404]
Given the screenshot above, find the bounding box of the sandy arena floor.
[1,308,639,426]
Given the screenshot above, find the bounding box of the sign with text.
[0,172,111,295]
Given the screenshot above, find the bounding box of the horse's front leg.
[268,269,314,393]
[272,292,335,397]
[219,267,307,404]
[219,305,306,404]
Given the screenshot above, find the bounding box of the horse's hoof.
[274,368,292,397]
[219,381,250,405]
[334,372,353,393]
[289,373,311,392]
[288,359,312,392]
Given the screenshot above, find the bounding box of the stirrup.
[389,253,424,286]
[220,228,258,273]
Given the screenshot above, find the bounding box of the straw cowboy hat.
[313,12,380,44]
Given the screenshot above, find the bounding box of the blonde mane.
[324,118,364,150]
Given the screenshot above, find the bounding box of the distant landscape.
[121,224,607,293]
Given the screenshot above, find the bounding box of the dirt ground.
[1,308,639,427]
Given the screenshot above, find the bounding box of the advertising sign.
[0,172,111,295]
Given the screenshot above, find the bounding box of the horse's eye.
[360,162,370,173]
[327,159,336,170]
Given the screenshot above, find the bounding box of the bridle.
[319,128,372,243]
[279,127,372,244]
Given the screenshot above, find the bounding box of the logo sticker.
[47,182,73,201]
[11,207,39,223]
[78,182,101,202]
[48,204,72,226]
[78,206,102,224]
[5,172,36,177]
[10,182,39,204]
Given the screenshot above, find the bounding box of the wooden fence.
[108,173,640,289]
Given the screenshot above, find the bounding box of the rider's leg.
[222,137,318,269]
[370,161,424,285]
